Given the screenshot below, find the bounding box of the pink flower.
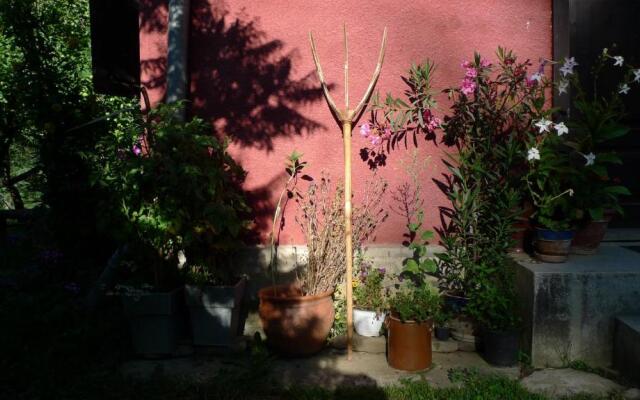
[480,59,492,68]
[465,68,477,78]
[359,123,371,138]
[132,144,142,156]
[383,127,392,139]
[370,135,382,146]
[461,60,472,69]
[461,78,476,96]
[428,116,441,131]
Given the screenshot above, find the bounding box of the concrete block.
[521,369,623,398]
[432,339,458,353]
[614,316,640,385]
[516,246,640,368]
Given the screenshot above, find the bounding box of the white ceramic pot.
[353,309,386,337]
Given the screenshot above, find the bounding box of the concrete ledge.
[613,316,640,385]
[516,246,640,368]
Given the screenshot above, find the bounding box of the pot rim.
[389,314,433,325]
[258,284,334,303]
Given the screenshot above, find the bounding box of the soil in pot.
[258,284,334,357]
[387,315,432,371]
[185,277,246,347]
[571,218,611,255]
[434,326,450,341]
[480,328,519,366]
[534,228,574,263]
[121,287,183,356]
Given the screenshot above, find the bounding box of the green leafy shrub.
[353,263,387,313]
[106,103,251,288]
[389,284,441,323]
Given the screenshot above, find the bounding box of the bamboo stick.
[309,26,387,361]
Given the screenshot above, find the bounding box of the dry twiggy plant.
[296,173,388,295]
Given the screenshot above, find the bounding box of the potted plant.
[434,309,452,341]
[387,283,441,371]
[353,263,387,337]
[525,121,577,263]
[465,257,521,366]
[172,118,251,348]
[559,50,635,254]
[112,103,250,354]
[111,104,201,356]
[258,175,387,356]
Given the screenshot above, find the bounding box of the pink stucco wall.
[139,0,552,245]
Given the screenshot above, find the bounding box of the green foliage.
[353,264,387,312]
[562,50,635,221]
[402,210,437,281]
[436,48,543,329]
[0,0,136,272]
[102,103,251,287]
[389,284,441,323]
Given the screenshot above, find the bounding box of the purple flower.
[359,123,371,138]
[63,282,80,295]
[132,144,142,156]
[377,267,386,275]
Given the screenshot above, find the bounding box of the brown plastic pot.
[571,218,611,255]
[387,314,433,371]
[258,284,334,356]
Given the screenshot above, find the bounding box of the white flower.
[613,56,624,67]
[530,72,543,83]
[534,118,552,133]
[583,152,596,166]
[633,69,640,83]
[560,56,578,77]
[554,122,569,136]
[619,83,631,95]
[527,147,541,161]
[564,56,578,68]
[558,80,569,95]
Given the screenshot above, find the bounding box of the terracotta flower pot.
[534,228,574,263]
[387,315,433,371]
[510,203,534,253]
[258,284,334,356]
[571,218,612,255]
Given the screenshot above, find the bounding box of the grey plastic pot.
[121,287,182,356]
[185,277,246,347]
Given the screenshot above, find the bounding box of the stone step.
[613,315,640,385]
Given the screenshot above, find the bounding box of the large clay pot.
[258,284,334,356]
[533,228,574,263]
[571,218,611,255]
[387,315,432,371]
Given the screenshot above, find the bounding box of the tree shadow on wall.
[185,0,326,151]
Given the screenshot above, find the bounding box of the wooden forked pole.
[309,25,387,360]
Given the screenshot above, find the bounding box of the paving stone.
[121,344,519,389]
[521,369,624,398]
[624,388,640,400]
[354,334,386,353]
[432,338,458,353]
